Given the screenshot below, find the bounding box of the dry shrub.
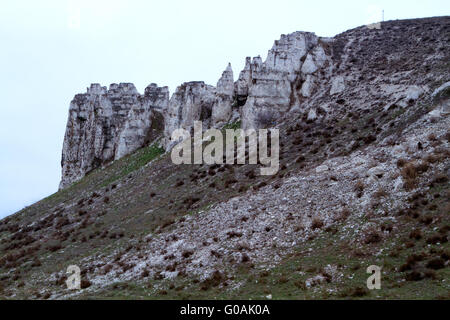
[182,250,194,259]
[337,208,351,221]
[311,217,324,230]
[46,242,62,252]
[426,234,447,245]
[224,178,238,188]
[183,196,200,209]
[259,270,270,278]
[175,180,184,187]
[373,188,387,199]
[425,154,439,164]
[200,270,225,291]
[278,275,289,284]
[78,210,87,216]
[396,158,407,168]
[350,287,368,297]
[415,162,429,173]
[432,174,448,184]
[354,180,365,197]
[409,229,422,240]
[294,223,304,232]
[241,253,250,263]
[401,162,418,190]
[227,230,242,238]
[31,258,41,267]
[55,217,70,228]
[426,258,445,270]
[401,162,418,180]
[245,170,256,179]
[80,279,91,289]
[364,228,382,244]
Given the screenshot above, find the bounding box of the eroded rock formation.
[60,17,448,189]
[60,83,168,189]
[59,32,334,188]
[211,63,235,127]
[163,81,216,149]
[240,32,333,129]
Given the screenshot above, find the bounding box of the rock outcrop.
[60,83,168,189]
[8,17,450,300]
[211,63,235,127]
[163,81,216,149]
[240,32,332,129]
[60,17,450,189]
[116,84,168,159]
[59,33,335,188]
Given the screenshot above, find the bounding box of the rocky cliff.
[60,83,168,189]
[59,16,449,192]
[60,31,332,188]
[2,17,450,300]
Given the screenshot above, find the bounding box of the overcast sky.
[0,0,448,218]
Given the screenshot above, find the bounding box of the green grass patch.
[101,143,165,187]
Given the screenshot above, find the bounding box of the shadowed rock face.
[116,84,169,159]
[239,32,337,129]
[59,83,168,189]
[211,63,235,127]
[163,81,216,149]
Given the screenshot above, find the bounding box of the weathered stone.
[240,32,329,129]
[315,165,329,173]
[211,63,235,127]
[163,81,216,149]
[116,84,168,159]
[307,108,317,121]
[330,76,345,95]
[59,83,168,189]
[301,75,316,98]
[235,57,252,101]
[432,81,450,98]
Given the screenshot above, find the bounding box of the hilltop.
[0,17,449,299]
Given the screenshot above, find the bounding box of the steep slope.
[0,17,449,300]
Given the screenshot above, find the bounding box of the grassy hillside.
[0,17,449,300]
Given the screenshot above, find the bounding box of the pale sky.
[0,0,448,218]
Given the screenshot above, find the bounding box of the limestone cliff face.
[240,32,332,129]
[116,84,168,159]
[59,83,168,189]
[211,63,235,127]
[163,81,216,149]
[59,32,335,189]
[59,32,333,188]
[62,23,434,189]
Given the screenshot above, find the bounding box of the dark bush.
[182,250,194,259]
[311,218,324,230]
[175,180,184,187]
[80,279,91,289]
[364,230,382,244]
[409,229,422,240]
[426,258,445,270]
